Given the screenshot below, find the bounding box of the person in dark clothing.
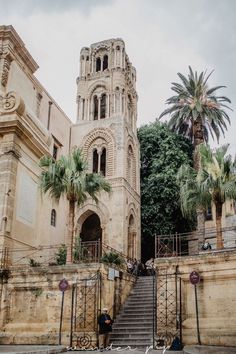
[98,307,113,350]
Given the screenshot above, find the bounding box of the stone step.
[131,288,154,292]
[111,276,156,346]
[123,303,153,311]
[110,332,152,338]
[128,293,154,298]
[126,298,154,304]
[113,320,153,327]
[110,339,153,347]
[118,307,154,315]
[121,309,153,314]
[112,328,153,334]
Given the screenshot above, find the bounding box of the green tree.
[159,66,232,169]
[138,122,194,259]
[39,148,111,262]
[178,144,236,249]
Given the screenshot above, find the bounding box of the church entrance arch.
[80,213,102,242]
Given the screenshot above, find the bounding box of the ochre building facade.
[0,25,141,266]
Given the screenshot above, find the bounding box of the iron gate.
[156,268,182,348]
[71,272,101,349]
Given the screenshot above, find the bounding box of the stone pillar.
[98,96,101,120]
[0,133,21,266]
[107,94,110,118]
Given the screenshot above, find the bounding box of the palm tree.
[159,66,232,169]
[39,148,111,262]
[178,144,236,249]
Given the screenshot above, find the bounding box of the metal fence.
[0,240,131,270]
[155,225,236,258]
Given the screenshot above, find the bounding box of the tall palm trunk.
[66,200,75,263]
[215,202,224,249]
[193,117,204,170]
[193,117,205,247]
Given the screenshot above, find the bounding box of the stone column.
[119,93,122,113]
[107,94,110,118]
[98,96,101,120]
[0,133,21,266]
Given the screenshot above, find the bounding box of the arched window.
[103,55,108,70]
[86,56,89,61]
[51,209,56,227]
[93,149,99,173]
[127,145,136,189]
[100,148,106,176]
[115,87,120,113]
[93,95,98,120]
[96,57,101,72]
[128,215,136,259]
[127,94,132,122]
[100,94,106,119]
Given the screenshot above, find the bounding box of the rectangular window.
[53,144,58,160]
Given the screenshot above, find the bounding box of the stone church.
[0,25,141,266]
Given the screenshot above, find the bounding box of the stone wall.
[0,263,135,346]
[155,249,236,347]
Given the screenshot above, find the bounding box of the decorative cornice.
[0,25,39,74]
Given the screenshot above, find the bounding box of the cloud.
[0,0,113,16]
[0,0,235,154]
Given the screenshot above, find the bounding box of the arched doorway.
[80,213,102,242]
[128,215,136,259]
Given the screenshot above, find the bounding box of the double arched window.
[127,145,136,189]
[93,94,106,120]
[93,148,106,176]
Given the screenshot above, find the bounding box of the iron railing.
[0,240,132,269]
[155,225,236,258]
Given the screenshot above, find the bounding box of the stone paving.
[1,345,236,354]
[0,345,65,354]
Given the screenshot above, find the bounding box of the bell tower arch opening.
[128,214,136,259]
[80,213,102,242]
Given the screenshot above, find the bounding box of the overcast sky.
[1,0,236,155]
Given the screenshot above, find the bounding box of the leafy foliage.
[159,66,232,146]
[39,148,111,205]
[29,258,41,267]
[39,148,111,262]
[100,251,124,266]
[138,122,194,259]
[73,237,88,262]
[177,144,236,248]
[55,244,67,265]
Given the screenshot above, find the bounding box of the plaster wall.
[0,263,135,346]
[155,250,236,346]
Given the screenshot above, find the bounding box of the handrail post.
[152,270,157,348]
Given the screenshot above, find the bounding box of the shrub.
[100,251,124,266]
[55,244,67,265]
[29,258,41,267]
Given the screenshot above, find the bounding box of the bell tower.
[71,38,140,258]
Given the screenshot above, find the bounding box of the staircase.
[111,276,155,348]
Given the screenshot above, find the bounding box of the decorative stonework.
[81,128,116,177]
[0,51,13,87]
[0,91,25,115]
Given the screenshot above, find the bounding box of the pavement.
[184,345,236,353]
[0,346,66,354]
[0,345,236,354]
